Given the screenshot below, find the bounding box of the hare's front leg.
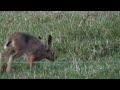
[24,54,34,70]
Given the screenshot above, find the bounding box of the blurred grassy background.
[0,11,120,79]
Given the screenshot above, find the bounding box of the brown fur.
[0,32,55,72]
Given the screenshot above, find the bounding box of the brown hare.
[0,32,55,72]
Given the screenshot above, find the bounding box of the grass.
[0,11,120,79]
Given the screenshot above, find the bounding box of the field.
[0,11,120,79]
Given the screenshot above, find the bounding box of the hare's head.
[44,35,56,61]
[45,49,55,61]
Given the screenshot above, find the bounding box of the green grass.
[1,11,120,79]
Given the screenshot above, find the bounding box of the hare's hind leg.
[6,49,25,72]
[0,53,3,72]
[0,49,12,72]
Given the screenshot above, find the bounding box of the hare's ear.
[48,35,52,50]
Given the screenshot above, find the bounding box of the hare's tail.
[4,40,12,49]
